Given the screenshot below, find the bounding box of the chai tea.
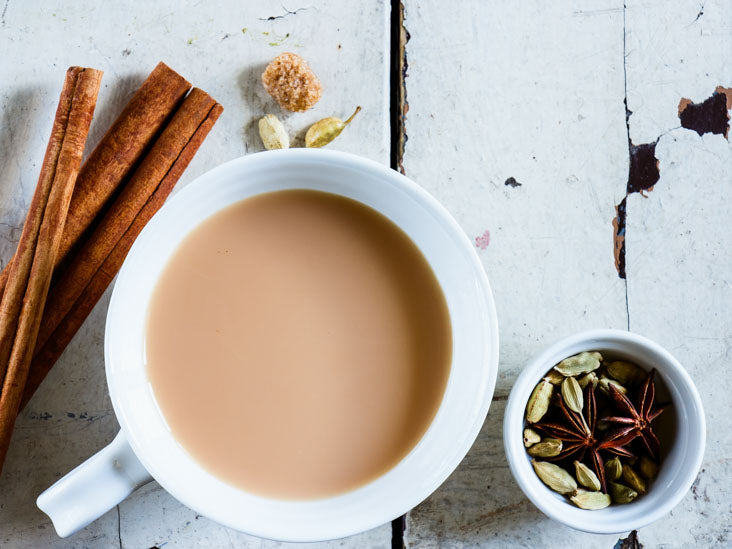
[145,189,452,499]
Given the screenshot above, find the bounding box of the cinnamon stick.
[0,67,102,472]
[0,68,83,383]
[0,62,190,300]
[34,89,218,354]
[21,100,223,409]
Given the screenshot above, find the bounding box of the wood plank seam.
[390,0,409,547]
[390,0,409,176]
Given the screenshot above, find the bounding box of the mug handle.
[36,430,153,537]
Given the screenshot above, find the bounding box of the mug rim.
[503,329,706,534]
[105,149,500,541]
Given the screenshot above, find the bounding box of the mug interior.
[504,330,705,534]
[105,149,499,541]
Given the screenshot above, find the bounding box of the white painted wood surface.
[400,2,627,546]
[623,1,731,545]
[0,1,390,548]
[401,0,731,547]
[1,0,730,547]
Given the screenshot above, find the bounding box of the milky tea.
[145,189,452,499]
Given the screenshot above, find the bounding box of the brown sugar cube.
[261,52,323,112]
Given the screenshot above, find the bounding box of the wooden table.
[1,1,729,547]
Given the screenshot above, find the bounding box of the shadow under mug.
[36,149,500,542]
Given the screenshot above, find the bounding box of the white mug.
[37,149,499,542]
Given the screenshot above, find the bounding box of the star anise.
[603,369,667,460]
[534,383,636,492]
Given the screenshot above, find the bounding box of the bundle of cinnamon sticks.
[0,62,223,474]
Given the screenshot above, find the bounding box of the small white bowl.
[503,329,705,534]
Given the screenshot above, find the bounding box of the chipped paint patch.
[614,530,643,548]
[613,141,659,278]
[504,176,521,188]
[627,142,660,196]
[690,467,710,502]
[717,85,732,109]
[678,87,732,139]
[613,198,626,278]
[614,85,731,278]
[475,230,490,250]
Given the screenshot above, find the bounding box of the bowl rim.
[503,328,706,534]
[105,149,501,541]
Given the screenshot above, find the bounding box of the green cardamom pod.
[543,369,565,385]
[639,456,659,480]
[622,465,647,495]
[523,428,541,447]
[553,351,602,376]
[606,360,646,386]
[258,114,290,150]
[605,457,623,481]
[305,106,361,148]
[598,376,627,395]
[577,372,598,389]
[574,460,602,491]
[609,481,638,504]
[570,489,611,510]
[528,438,563,457]
[561,376,584,414]
[525,380,553,423]
[532,460,578,494]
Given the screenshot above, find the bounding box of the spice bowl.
[503,329,705,534]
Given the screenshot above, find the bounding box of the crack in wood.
[617,1,631,328]
[692,2,705,23]
[258,5,309,21]
[1,0,9,28]
[117,505,122,549]
[468,500,531,531]
[615,4,660,293]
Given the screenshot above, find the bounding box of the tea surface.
[146,189,452,499]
